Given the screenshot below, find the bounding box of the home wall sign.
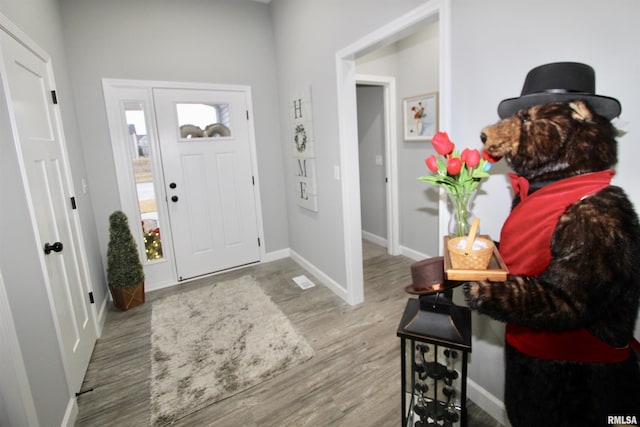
[290,86,318,211]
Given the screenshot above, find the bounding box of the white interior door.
[0,30,96,391]
[154,88,260,281]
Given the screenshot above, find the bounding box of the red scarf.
[501,170,635,363]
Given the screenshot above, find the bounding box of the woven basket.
[109,281,145,311]
[447,237,494,270]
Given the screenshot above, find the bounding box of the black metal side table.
[397,295,472,427]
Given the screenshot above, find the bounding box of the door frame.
[102,79,266,291]
[335,0,451,305]
[355,74,400,256]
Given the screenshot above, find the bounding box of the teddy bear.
[464,62,640,427]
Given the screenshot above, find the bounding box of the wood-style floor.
[75,241,502,426]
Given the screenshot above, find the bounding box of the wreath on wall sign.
[294,124,307,153]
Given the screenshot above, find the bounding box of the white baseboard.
[289,249,349,303]
[361,230,387,247]
[146,279,181,293]
[467,378,510,426]
[61,396,78,427]
[262,247,290,263]
[399,245,432,261]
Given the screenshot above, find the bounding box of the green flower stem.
[446,186,475,237]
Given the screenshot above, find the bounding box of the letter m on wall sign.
[293,157,317,211]
[297,158,308,177]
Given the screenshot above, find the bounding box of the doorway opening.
[335,0,451,305]
[356,76,399,260]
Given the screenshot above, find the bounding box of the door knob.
[169,182,177,189]
[44,241,64,255]
[171,195,179,202]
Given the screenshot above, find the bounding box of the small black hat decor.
[497,62,621,120]
[404,256,458,295]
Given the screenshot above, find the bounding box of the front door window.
[176,102,232,139]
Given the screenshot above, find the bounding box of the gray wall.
[58,0,289,267]
[395,24,440,257]
[356,23,440,258]
[271,0,427,285]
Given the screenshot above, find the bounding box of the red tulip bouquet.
[419,131,498,236]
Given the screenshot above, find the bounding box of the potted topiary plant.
[107,210,145,310]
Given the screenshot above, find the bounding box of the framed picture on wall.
[403,92,438,141]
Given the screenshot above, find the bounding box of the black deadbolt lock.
[44,241,63,255]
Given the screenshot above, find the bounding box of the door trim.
[102,79,266,290]
[335,0,451,305]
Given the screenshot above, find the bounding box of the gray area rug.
[150,275,315,425]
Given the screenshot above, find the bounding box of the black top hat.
[497,62,621,120]
[404,256,459,295]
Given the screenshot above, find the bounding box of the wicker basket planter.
[109,281,145,311]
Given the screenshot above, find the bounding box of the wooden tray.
[444,235,508,281]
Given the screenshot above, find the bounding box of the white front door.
[0,29,96,391]
[153,88,260,281]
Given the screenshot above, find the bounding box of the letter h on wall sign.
[290,86,318,211]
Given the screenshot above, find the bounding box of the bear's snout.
[479,117,522,160]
